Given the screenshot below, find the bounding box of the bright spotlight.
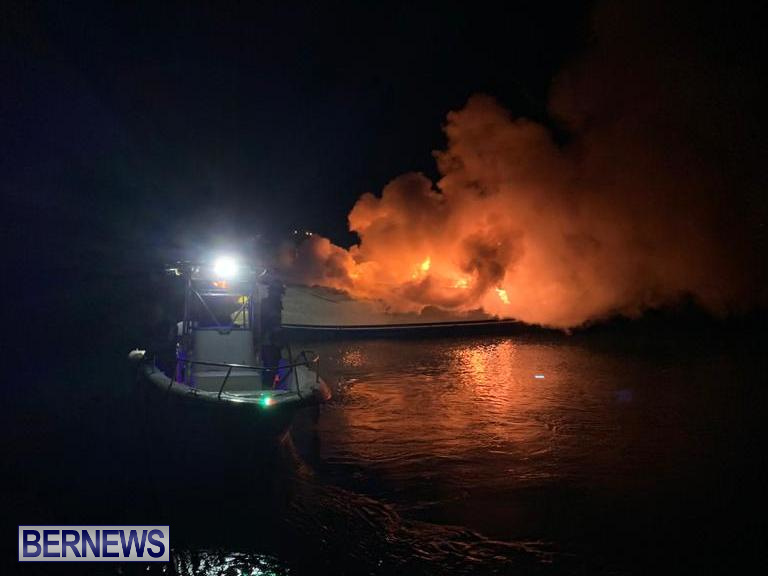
[213,256,239,278]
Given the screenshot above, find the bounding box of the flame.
[411,256,431,279]
[283,89,759,328]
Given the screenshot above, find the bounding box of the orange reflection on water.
[340,348,365,369]
[317,339,572,471]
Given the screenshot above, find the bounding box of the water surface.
[292,334,764,574]
[7,328,765,575]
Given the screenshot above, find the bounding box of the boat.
[280,284,526,339]
[129,256,331,456]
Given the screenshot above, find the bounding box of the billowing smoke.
[284,1,766,328]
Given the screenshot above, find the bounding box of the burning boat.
[129,256,331,449]
[280,284,523,338]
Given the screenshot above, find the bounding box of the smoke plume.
[284,1,766,328]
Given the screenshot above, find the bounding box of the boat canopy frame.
[165,260,264,387]
[173,261,263,337]
[163,260,319,397]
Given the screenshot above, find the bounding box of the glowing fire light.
[412,257,431,280]
[282,95,751,330]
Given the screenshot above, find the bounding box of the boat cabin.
[171,257,280,393]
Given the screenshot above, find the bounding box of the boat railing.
[168,352,320,399]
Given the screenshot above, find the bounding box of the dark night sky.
[2,1,591,263]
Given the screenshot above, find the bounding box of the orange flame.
[284,93,755,328]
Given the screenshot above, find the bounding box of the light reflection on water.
[171,550,287,576]
[158,334,761,575]
[301,334,759,567]
[317,338,635,492]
